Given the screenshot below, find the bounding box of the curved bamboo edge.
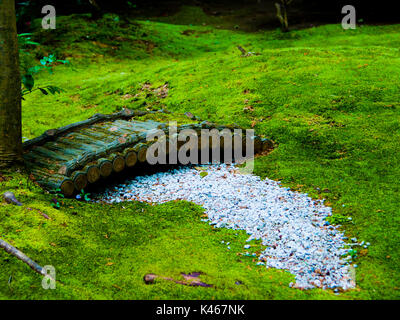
[25,118,274,197]
[22,108,169,150]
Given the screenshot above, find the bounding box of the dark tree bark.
[275,0,293,32]
[0,0,22,168]
[88,0,103,19]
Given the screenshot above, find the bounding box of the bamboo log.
[110,153,125,173]
[133,143,148,163]
[23,118,273,197]
[70,171,87,191]
[78,128,137,150]
[106,120,136,131]
[83,128,143,151]
[92,123,138,137]
[52,127,170,175]
[119,119,165,130]
[44,141,88,157]
[97,158,113,177]
[23,152,59,169]
[123,148,137,167]
[29,167,62,178]
[130,119,167,130]
[22,108,166,150]
[219,130,232,150]
[252,135,263,153]
[55,136,101,154]
[64,132,109,149]
[24,155,73,181]
[58,133,147,174]
[157,135,170,157]
[79,127,120,141]
[83,163,100,184]
[98,120,165,138]
[170,132,186,149]
[233,130,244,148]
[31,170,75,196]
[31,146,72,162]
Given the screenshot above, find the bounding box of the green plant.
[18,34,69,98]
[18,33,39,48]
[76,189,91,202]
[50,188,65,210]
[347,249,357,259]
[326,214,351,225]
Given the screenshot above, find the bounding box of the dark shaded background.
[16,0,400,31]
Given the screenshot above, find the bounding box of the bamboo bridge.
[23,109,273,197]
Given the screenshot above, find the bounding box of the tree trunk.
[0,0,22,168]
[275,1,290,32]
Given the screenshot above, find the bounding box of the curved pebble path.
[96,164,361,290]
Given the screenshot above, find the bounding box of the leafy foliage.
[76,189,91,202]
[18,34,69,98]
[49,188,65,209]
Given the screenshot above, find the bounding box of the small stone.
[143,273,157,284]
[3,191,22,206]
[184,112,195,119]
[95,163,356,290]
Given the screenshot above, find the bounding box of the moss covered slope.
[1,11,399,299]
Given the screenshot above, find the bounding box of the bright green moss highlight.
[1,10,399,299]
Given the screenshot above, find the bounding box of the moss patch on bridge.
[1,10,400,299]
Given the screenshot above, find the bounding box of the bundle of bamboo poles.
[23,114,273,197]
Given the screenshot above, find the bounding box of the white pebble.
[96,164,358,290]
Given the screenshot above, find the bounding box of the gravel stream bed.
[95,164,361,290]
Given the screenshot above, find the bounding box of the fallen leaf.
[200,172,208,178]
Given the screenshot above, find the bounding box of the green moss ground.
[1,10,399,299]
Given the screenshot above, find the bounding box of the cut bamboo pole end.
[111,154,125,173]
[84,163,101,184]
[97,158,113,177]
[71,171,88,191]
[123,149,137,167]
[133,143,148,163]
